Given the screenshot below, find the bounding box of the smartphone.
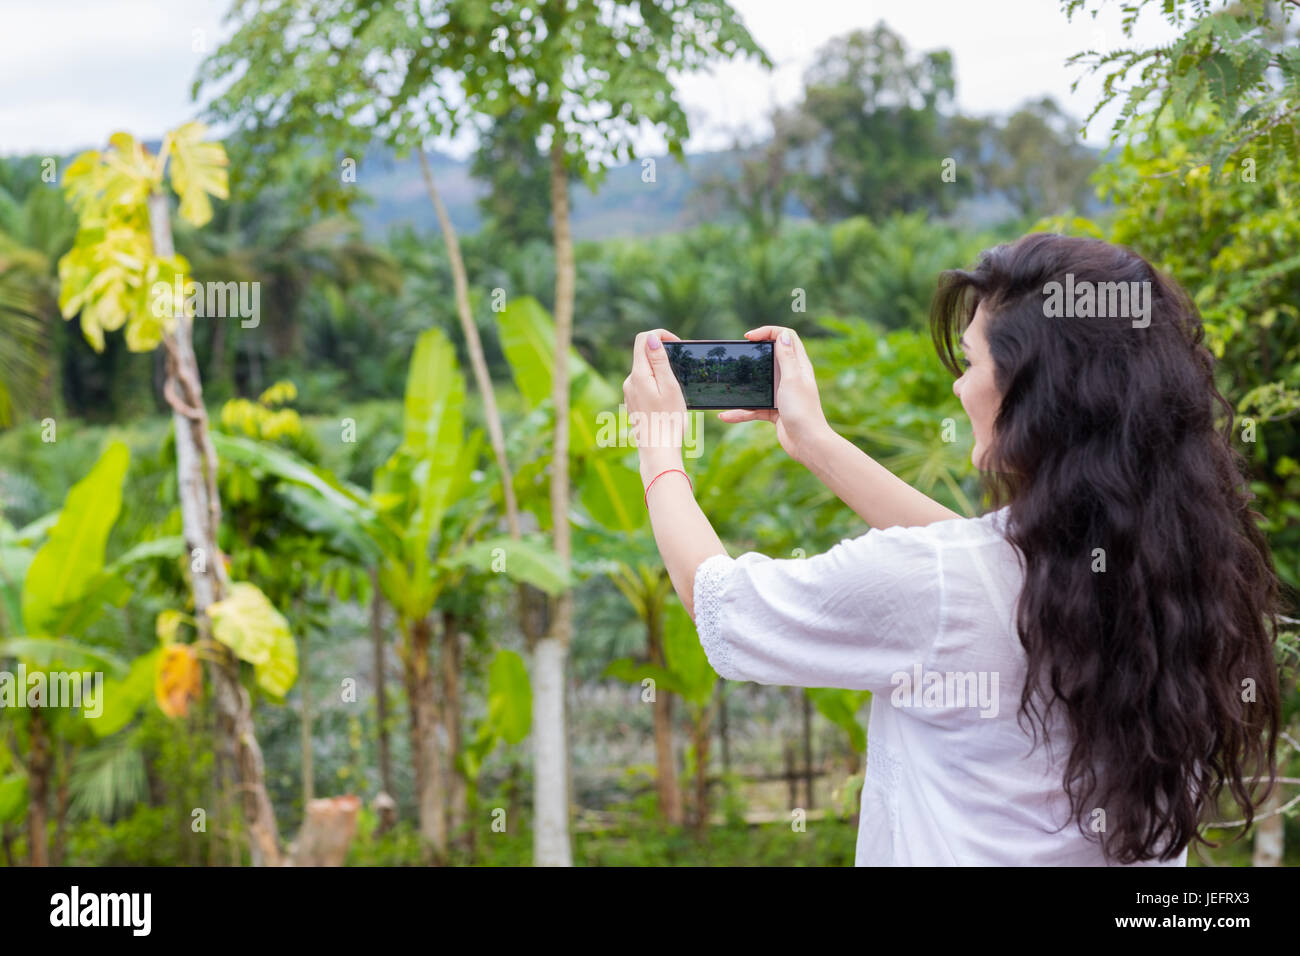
[664,339,775,410]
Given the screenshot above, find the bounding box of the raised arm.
[719,326,959,531]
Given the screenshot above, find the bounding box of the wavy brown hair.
[930,233,1285,863]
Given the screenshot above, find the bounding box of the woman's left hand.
[622,328,686,475]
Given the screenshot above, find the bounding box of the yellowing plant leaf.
[155,609,185,643]
[166,121,229,228]
[155,643,201,718]
[207,582,298,696]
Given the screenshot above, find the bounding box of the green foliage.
[20,440,127,636]
[1063,0,1300,175]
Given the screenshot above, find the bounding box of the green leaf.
[0,773,26,824]
[89,647,161,736]
[396,327,465,568]
[21,441,128,635]
[0,637,128,676]
[486,649,531,745]
[663,600,716,704]
[440,535,572,595]
[807,687,871,753]
[603,657,688,696]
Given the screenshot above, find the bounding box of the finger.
[643,328,680,393]
[746,325,812,378]
[631,328,680,380]
[718,408,776,424]
[772,327,805,383]
[786,328,816,379]
[631,331,652,378]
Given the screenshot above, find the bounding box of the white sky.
[0,0,1183,158]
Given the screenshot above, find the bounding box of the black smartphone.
[664,339,775,410]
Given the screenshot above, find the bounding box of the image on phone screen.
[664,340,775,409]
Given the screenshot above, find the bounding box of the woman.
[622,233,1285,866]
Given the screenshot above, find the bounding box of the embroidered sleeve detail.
[694,552,739,679]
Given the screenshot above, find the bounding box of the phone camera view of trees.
[666,341,774,408]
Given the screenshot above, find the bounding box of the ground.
[684,382,771,407]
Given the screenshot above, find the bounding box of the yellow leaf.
[156,609,185,643]
[166,121,229,228]
[155,643,201,718]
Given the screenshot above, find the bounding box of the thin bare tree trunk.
[148,191,282,867]
[533,134,576,867]
[417,149,521,540]
[441,608,465,841]
[51,741,69,866]
[802,690,814,810]
[300,627,313,806]
[1252,783,1283,866]
[646,601,683,825]
[26,711,48,866]
[405,615,446,862]
[371,571,394,800]
[693,713,712,833]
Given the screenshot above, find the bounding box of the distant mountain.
[351,145,772,241]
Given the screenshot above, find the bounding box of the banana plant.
[496,295,786,826]
[213,326,568,859]
[0,441,183,864]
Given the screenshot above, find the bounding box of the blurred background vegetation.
[0,0,1296,866]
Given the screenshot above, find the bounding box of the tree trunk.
[1252,783,1283,866]
[148,191,282,867]
[417,149,521,541]
[300,627,313,807]
[51,740,69,866]
[532,637,570,866]
[646,601,683,825]
[287,795,361,867]
[371,571,394,800]
[693,714,712,834]
[26,711,49,866]
[405,615,446,862]
[533,133,577,867]
[441,608,465,841]
[802,690,814,810]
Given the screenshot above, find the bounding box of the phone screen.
[664,340,775,410]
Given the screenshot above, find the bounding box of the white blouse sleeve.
[692,524,944,692]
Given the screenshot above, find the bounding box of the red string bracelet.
[644,468,692,507]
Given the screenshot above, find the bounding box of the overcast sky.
[0,0,1183,158]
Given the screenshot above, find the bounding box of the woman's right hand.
[718,326,832,465]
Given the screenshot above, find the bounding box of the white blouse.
[693,506,1189,866]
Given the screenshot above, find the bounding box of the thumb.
[647,331,676,385]
[775,329,802,380]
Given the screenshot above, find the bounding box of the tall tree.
[198,1,530,853]
[472,105,556,247]
[781,22,957,221]
[453,0,767,864]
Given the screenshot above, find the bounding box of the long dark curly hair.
[930,233,1285,863]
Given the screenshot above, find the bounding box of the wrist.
[640,450,685,484]
[795,421,838,468]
